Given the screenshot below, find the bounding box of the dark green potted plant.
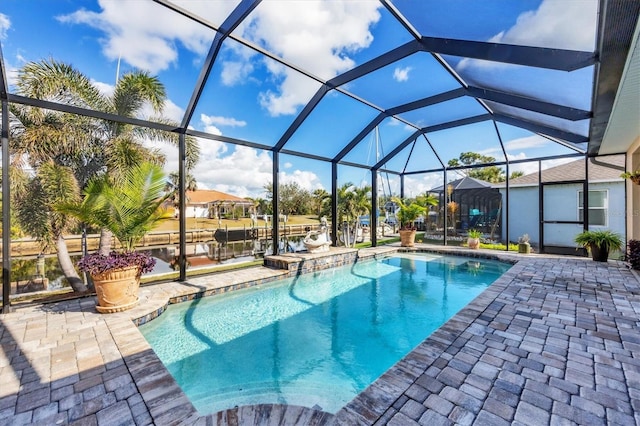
[574,230,623,262]
[393,197,426,247]
[57,162,172,312]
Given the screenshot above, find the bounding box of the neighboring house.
[495,156,626,254]
[177,190,254,219]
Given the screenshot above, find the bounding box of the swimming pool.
[139,253,511,415]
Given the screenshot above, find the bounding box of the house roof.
[503,156,626,186]
[429,176,493,192]
[186,190,253,205]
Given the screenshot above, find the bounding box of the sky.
[0,0,598,199]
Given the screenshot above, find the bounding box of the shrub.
[628,240,640,270]
[77,251,156,276]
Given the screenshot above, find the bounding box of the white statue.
[304,217,331,253]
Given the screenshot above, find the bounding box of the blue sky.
[0,0,598,198]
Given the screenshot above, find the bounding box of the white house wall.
[186,206,209,218]
[501,186,540,245]
[501,182,626,248]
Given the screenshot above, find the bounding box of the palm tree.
[352,185,372,220]
[57,162,172,253]
[415,193,439,230]
[337,183,371,247]
[10,58,200,292]
[311,189,330,219]
[166,171,198,214]
[13,161,87,292]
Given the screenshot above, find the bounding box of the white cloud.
[504,134,549,151]
[60,1,381,117]
[239,1,382,116]
[279,169,324,192]
[393,66,412,82]
[221,60,255,86]
[0,13,10,39]
[404,174,443,195]
[201,113,246,128]
[283,162,292,169]
[458,0,597,71]
[58,0,219,73]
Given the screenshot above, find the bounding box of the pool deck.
[1,245,639,425]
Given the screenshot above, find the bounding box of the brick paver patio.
[1,247,638,425]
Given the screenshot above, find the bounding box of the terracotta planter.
[92,266,141,313]
[467,237,480,249]
[399,229,417,247]
[630,175,640,185]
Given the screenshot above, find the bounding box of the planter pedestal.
[518,242,531,254]
[467,237,480,249]
[92,266,140,313]
[399,229,417,247]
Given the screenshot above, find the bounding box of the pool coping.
[129,245,523,423]
[331,247,523,424]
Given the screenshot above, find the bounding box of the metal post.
[538,160,544,253]
[272,151,280,254]
[443,169,448,246]
[331,162,338,247]
[371,169,378,247]
[584,156,589,231]
[2,100,11,313]
[178,133,187,281]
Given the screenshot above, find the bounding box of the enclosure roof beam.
[332,114,387,163]
[178,0,261,130]
[467,86,592,121]
[494,113,588,143]
[9,94,182,133]
[386,88,467,116]
[419,37,596,71]
[328,40,422,88]
[185,129,273,151]
[372,130,423,171]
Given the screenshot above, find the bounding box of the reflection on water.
[3,235,308,298]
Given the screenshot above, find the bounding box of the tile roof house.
[178,190,255,218]
[496,156,626,255]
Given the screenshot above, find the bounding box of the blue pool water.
[139,253,511,415]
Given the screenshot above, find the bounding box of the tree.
[352,186,372,220]
[13,161,86,291]
[166,171,197,212]
[448,152,524,183]
[336,183,371,247]
[10,58,200,292]
[264,182,312,216]
[311,189,330,219]
[56,162,172,253]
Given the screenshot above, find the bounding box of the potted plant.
[57,162,172,313]
[620,170,640,185]
[518,234,531,254]
[574,229,623,262]
[466,229,482,249]
[393,197,426,247]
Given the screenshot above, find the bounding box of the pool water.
[139,253,511,415]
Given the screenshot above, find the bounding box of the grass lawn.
[153,215,321,232]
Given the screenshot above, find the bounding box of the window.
[578,190,608,226]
